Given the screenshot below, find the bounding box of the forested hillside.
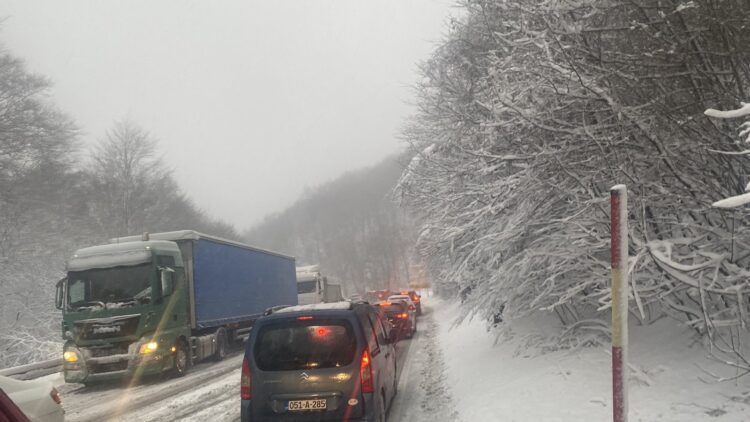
[398,0,750,368]
[245,155,416,295]
[0,46,237,367]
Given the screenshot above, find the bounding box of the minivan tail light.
[360,349,374,393]
[241,356,252,399]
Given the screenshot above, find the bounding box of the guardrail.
[0,358,63,380]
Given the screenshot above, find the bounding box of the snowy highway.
[57,305,444,422]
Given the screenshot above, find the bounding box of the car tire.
[214,328,228,362]
[172,339,190,377]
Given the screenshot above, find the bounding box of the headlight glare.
[63,350,79,362]
[139,341,158,354]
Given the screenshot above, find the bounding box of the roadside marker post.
[610,184,629,422]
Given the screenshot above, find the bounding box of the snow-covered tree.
[399,0,750,348]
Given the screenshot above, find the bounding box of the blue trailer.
[57,230,297,384]
[111,230,299,331]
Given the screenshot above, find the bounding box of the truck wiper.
[71,301,106,310]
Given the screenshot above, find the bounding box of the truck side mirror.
[55,277,66,310]
[160,267,175,297]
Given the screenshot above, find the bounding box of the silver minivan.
[241,301,398,422]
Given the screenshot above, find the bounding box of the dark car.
[399,290,422,315]
[376,301,415,340]
[241,301,398,422]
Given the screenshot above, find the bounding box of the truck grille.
[89,360,129,374]
[88,345,130,357]
[75,314,141,340]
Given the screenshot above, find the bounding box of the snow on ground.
[389,301,460,422]
[434,299,750,421]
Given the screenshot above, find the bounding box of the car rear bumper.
[241,394,377,422]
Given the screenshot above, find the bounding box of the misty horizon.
[1,0,455,230]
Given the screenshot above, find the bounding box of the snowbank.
[434,300,749,421]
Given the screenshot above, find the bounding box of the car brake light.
[360,350,374,393]
[241,356,252,399]
[397,313,408,319]
[50,388,61,405]
[414,296,420,303]
[297,316,313,320]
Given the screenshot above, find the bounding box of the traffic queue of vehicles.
[1,229,424,421]
[240,292,422,422]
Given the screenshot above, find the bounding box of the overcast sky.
[1,0,454,230]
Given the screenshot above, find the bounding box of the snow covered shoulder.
[433,300,749,422]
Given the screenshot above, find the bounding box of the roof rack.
[263,305,293,316]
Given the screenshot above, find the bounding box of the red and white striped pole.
[610,184,629,422]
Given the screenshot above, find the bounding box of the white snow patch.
[705,102,750,120]
[434,299,749,421]
[712,192,750,209]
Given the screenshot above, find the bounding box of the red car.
[399,290,422,315]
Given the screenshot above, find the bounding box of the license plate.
[287,399,327,411]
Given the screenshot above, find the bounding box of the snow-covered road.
[58,303,449,422]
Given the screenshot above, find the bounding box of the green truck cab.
[56,240,189,384]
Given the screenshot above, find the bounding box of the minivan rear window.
[254,319,357,371]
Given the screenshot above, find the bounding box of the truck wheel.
[172,340,190,377]
[214,328,228,361]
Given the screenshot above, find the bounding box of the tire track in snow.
[388,304,460,422]
[62,353,243,422]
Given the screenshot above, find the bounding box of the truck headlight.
[139,341,159,354]
[63,350,79,363]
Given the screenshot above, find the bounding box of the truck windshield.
[67,263,153,310]
[297,280,317,294]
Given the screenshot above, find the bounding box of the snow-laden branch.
[704,103,750,119]
[712,193,750,209]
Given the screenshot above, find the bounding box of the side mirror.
[160,267,175,297]
[55,278,66,310]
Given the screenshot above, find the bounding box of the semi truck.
[54,230,297,384]
[295,265,343,305]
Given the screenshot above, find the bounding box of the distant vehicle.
[399,290,422,315]
[55,230,297,384]
[296,265,343,305]
[241,301,398,422]
[0,375,64,422]
[378,301,416,340]
[388,294,416,312]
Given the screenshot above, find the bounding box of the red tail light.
[241,356,252,399]
[413,296,420,303]
[397,313,408,319]
[360,349,374,393]
[50,388,61,405]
